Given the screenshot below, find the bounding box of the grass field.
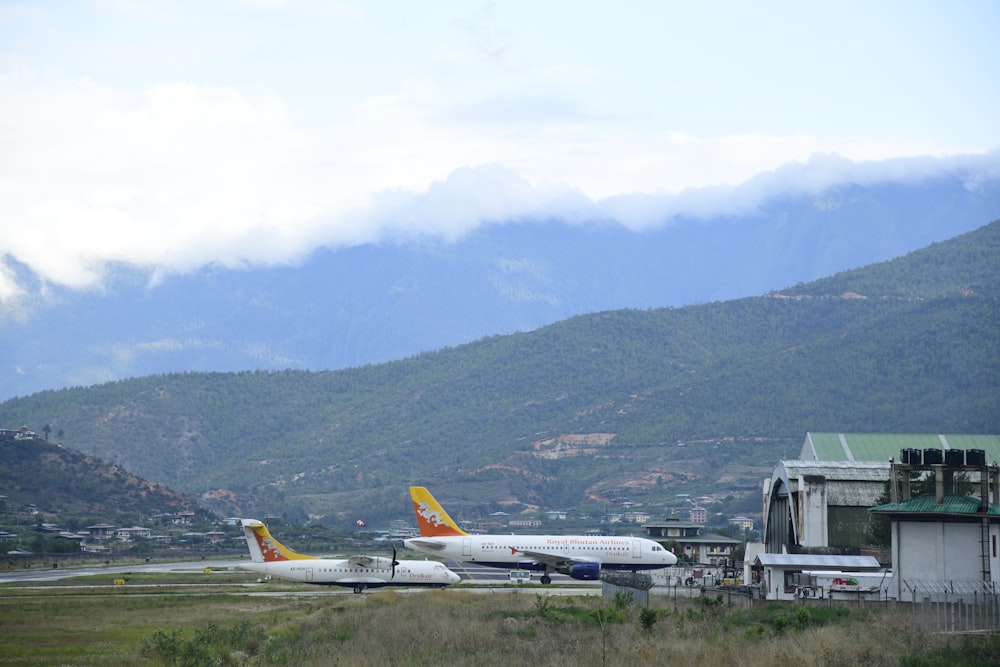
[1,573,999,666]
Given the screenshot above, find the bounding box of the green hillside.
[2,221,998,526]
[0,432,197,519]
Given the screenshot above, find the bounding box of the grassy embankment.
[1,574,999,666]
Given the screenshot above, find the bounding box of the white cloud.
[1,73,323,290]
[0,259,26,304]
[0,1,998,304]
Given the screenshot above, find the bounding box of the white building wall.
[992,523,1000,582]
[762,565,790,600]
[893,521,994,600]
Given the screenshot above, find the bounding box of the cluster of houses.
[0,427,39,441]
[0,512,226,553]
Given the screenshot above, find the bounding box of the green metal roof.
[801,433,1000,463]
[870,494,1000,516]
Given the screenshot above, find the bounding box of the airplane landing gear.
[353,585,365,594]
[540,575,552,585]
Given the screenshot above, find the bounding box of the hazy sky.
[2,0,999,303]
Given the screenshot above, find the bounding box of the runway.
[0,558,241,585]
[0,557,603,596]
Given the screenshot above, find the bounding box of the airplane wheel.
[541,575,552,585]
[353,585,364,594]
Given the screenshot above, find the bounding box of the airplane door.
[305,567,313,582]
[631,539,642,559]
[463,537,472,557]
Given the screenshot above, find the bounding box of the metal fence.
[646,576,1000,633]
[903,580,1000,633]
[600,571,652,606]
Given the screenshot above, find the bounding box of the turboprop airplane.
[239,518,461,593]
[403,487,677,584]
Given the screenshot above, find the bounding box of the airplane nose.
[449,571,461,583]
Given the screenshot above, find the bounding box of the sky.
[1,0,999,305]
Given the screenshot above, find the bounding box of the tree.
[867,483,891,547]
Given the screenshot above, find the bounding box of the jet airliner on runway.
[403,487,676,584]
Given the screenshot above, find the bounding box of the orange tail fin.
[409,486,469,537]
[241,519,316,563]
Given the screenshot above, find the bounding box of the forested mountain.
[0,432,197,519]
[1,221,998,525]
[2,164,998,401]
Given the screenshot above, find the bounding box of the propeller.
[391,545,400,579]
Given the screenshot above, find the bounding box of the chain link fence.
[904,580,1000,633]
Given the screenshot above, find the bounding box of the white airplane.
[403,487,677,584]
[238,518,461,593]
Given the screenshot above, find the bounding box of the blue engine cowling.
[565,561,601,580]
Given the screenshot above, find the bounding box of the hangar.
[758,433,1000,602]
[762,433,1000,554]
[763,460,888,553]
[797,433,1000,464]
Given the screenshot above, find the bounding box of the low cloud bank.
[1,150,998,309]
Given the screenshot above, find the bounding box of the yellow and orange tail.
[410,486,469,537]
[241,519,316,563]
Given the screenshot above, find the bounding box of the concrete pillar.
[981,466,991,513]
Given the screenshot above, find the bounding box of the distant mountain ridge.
[1,221,997,524]
[1,168,998,400]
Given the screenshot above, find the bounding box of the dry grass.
[264,591,940,667]
[0,585,991,666]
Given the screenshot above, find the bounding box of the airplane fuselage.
[404,534,675,577]
[239,558,459,589]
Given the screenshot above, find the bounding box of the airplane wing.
[348,546,400,576]
[404,538,448,552]
[512,548,601,571]
[347,556,380,568]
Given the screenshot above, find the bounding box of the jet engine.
[565,562,601,580]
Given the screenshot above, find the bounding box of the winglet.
[240,519,316,563]
[409,486,469,537]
